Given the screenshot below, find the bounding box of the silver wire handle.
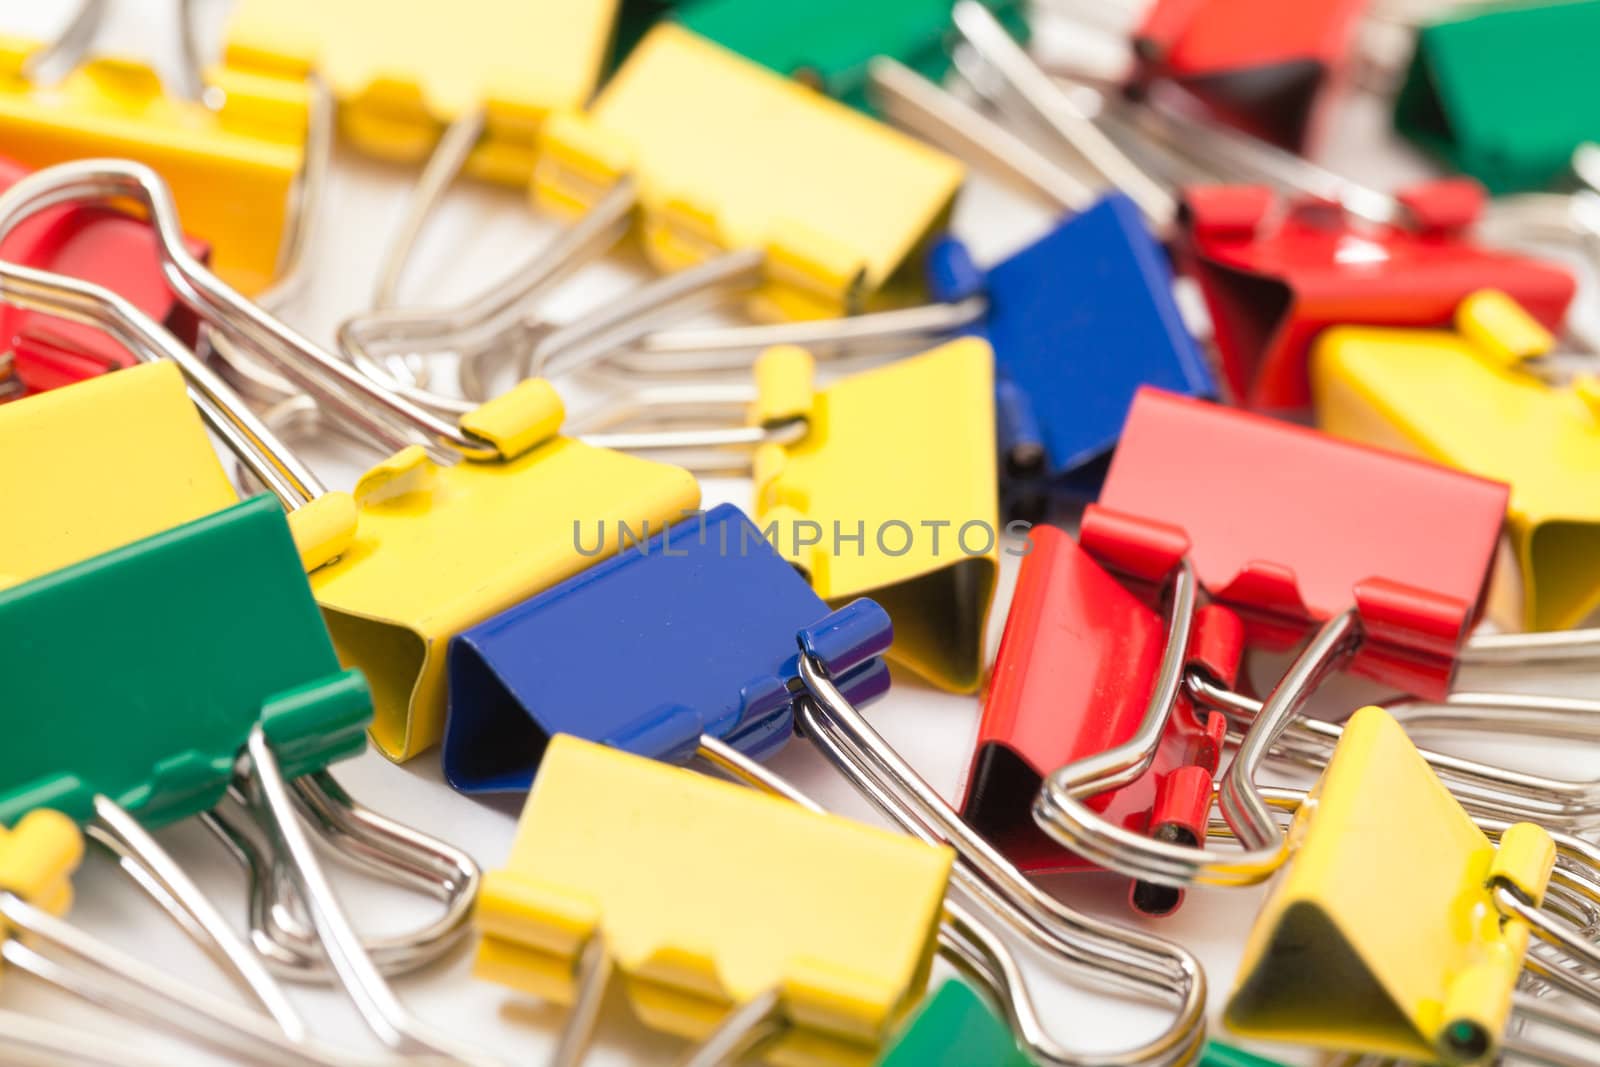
[689,734,1205,1066]
[0,160,494,459]
[951,0,1178,232]
[793,658,1208,1065]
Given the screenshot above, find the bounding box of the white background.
[6,2,1599,1064]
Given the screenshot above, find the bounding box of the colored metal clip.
[1394,0,1600,194]
[535,23,965,321]
[224,0,619,185]
[0,499,502,1064]
[475,733,954,1066]
[1130,0,1371,152]
[1089,387,1508,699]
[1180,181,1576,410]
[1225,705,1600,1067]
[442,505,891,792]
[676,0,1029,114]
[0,159,703,762]
[1313,290,1600,632]
[928,199,1212,514]
[0,23,310,294]
[0,155,209,397]
[568,340,998,693]
[874,980,1029,1067]
[751,340,998,692]
[961,524,1239,915]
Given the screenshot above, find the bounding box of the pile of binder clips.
[7,0,1600,1063]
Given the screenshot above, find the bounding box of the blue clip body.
[929,194,1213,517]
[442,504,894,794]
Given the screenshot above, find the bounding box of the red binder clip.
[0,157,206,397]
[1088,387,1509,700]
[1181,179,1577,410]
[1131,0,1371,152]
[960,524,1241,915]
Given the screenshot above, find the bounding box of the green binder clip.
[676,0,1029,114]
[876,981,1030,1067]
[1395,0,1600,193]
[1201,1040,1288,1067]
[0,497,502,1064]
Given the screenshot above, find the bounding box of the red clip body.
[0,157,208,397]
[1179,182,1576,411]
[1132,0,1371,152]
[1084,388,1510,699]
[961,524,1239,915]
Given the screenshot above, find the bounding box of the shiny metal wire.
[695,731,1206,1066]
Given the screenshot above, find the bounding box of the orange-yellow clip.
[0,41,308,294]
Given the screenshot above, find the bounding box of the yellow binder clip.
[223,0,618,184]
[535,23,964,321]
[1224,705,1600,1066]
[569,338,1000,692]
[1313,289,1600,632]
[0,160,701,762]
[0,16,311,295]
[476,734,952,1067]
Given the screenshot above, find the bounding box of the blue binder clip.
[441,503,893,793]
[927,195,1211,518]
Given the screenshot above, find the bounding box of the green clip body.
[876,980,1030,1066]
[676,0,1029,113]
[1394,0,1600,193]
[1201,1040,1287,1067]
[0,495,370,828]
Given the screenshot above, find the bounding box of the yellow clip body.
[752,339,998,692]
[313,437,699,762]
[1313,290,1600,631]
[0,362,238,583]
[1225,706,1555,1065]
[223,0,618,184]
[0,811,82,951]
[475,735,952,1067]
[0,43,308,294]
[533,24,964,321]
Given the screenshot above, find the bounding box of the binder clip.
[533,23,965,322]
[1129,0,1371,152]
[1025,388,1600,894]
[0,7,313,293]
[0,498,498,1065]
[223,0,619,185]
[573,339,999,693]
[1179,179,1577,410]
[1393,0,1600,194]
[476,733,952,1066]
[1068,89,1586,412]
[1313,289,1600,633]
[478,729,1173,1067]
[441,504,891,793]
[960,524,1240,916]
[0,810,353,1064]
[1089,386,1508,701]
[0,155,210,398]
[674,0,1029,114]
[874,980,1029,1067]
[1224,705,1600,1066]
[0,159,702,762]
